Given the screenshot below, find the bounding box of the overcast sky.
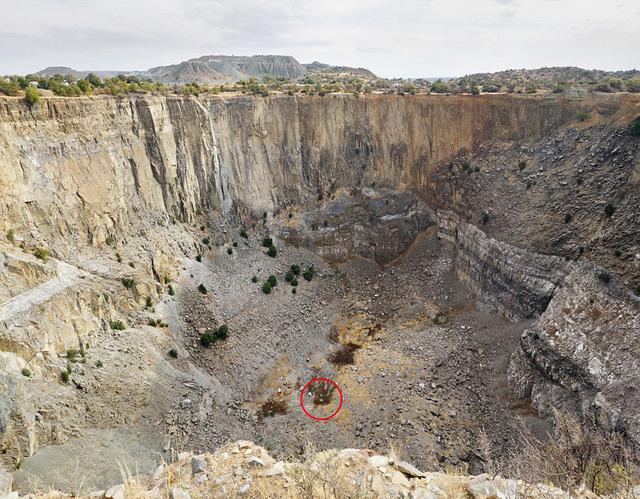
[1,0,638,78]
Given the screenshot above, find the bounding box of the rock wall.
[437,211,572,320]
[0,93,583,258]
[508,263,640,444]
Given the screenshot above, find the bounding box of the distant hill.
[147,55,307,83]
[451,66,640,86]
[34,56,386,86]
[304,61,377,79]
[36,67,126,79]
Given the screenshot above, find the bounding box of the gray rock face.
[438,211,572,320]
[508,262,640,443]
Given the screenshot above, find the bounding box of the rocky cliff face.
[1,92,639,477]
[0,93,586,257]
[436,210,640,445]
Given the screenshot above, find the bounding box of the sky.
[1,0,639,78]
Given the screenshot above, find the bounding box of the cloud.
[0,0,637,77]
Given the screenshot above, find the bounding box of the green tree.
[25,86,39,104]
[431,79,450,94]
[625,78,640,93]
[77,79,92,94]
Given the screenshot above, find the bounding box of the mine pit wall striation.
[1,92,639,452]
[0,93,582,257]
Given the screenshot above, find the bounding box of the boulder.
[191,457,207,475]
[367,455,390,467]
[391,471,411,489]
[467,476,498,498]
[169,488,191,499]
[397,460,427,478]
[411,489,438,499]
[0,470,12,497]
[105,484,125,499]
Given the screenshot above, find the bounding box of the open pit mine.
[0,92,639,497]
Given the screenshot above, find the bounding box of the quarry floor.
[13,228,550,493]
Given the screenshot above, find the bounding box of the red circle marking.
[300,378,343,420]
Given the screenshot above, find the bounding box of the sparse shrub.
[233,241,238,247]
[168,284,175,296]
[96,360,104,368]
[164,275,171,284]
[577,110,589,122]
[526,181,532,189]
[169,349,178,358]
[462,161,470,171]
[145,295,153,308]
[240,229,248,239]
[262,282,272,294]
[116,252,123,263]
[604,204,615,217]
[122,278,136,289]
[34,248,50,262]
[61,371,69,383]
[67,349,78,362]
[21,368,31,377]
[508,411,637,496]
[303,266,316,282]
[598,272,611,284]
[6,229,14,243]
[260,396,288,418]
[262,237,273,247]
[105,236,114,246]
[481,212,489,225]
[216,324,229,340]
[109,320,125,330]
[471,86,480,95]
[636,284,640,294]
[227,248,233,255]
[328,342,361,365]
[291,278,299,286]
[630,117,640,137]
[196,254,202,262]
[615,250,622,257]
[577,177,584,186]
[564,213,572,224]
[518,160,527,170]
[198,283,208,294]
[285,270,295,282]
[291,264,301,275]
[200,225,205,231]
[267,245,277,257]
[311,380,335,405]
[268,274,277,287]
[252,275,258,283]
[148,319,158,327]
[292,288,297,294]
[200,332,216,346]
[202,237,210,245]
[474,166,480,173]
[128,261,135,268]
